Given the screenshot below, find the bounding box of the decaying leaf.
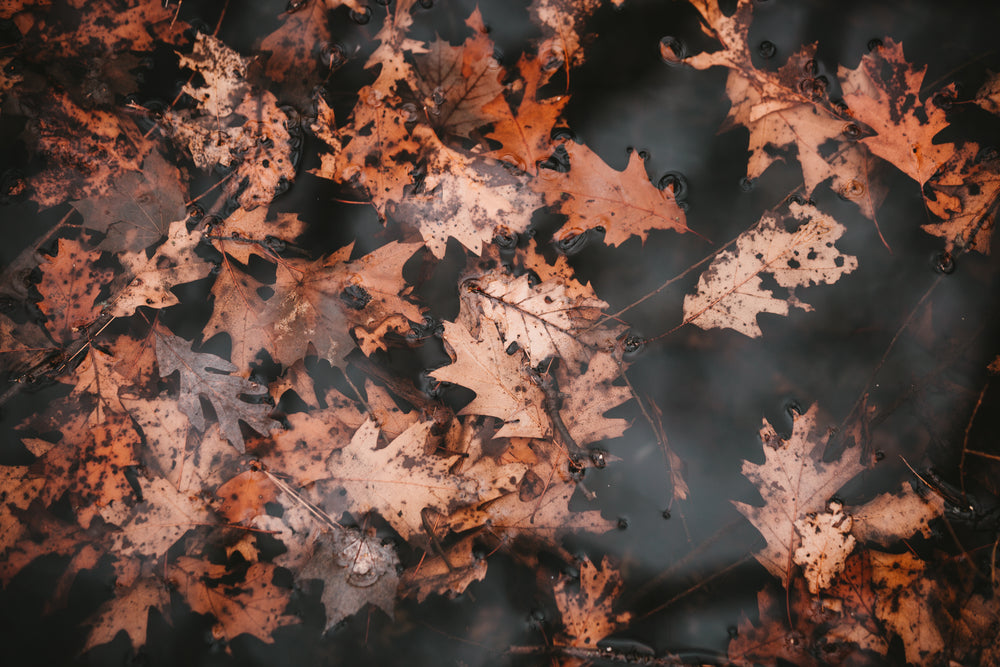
[154,328,279,451]
[552,556,631,648]
[683,202,858,337]
[733,403,865,586]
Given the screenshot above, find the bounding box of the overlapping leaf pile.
[0,0,998,664]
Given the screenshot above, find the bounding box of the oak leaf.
[460,269,616,369]
[70,151,187,255]
[390,127,540,258]
[868,551,944,665]
[83,576,169,653]
[483,53,568,173]
[170,557,299,643]
[297,527,399,631]
[154,328,278,452]
[922,143,999,254]
[552,555,631,649]
[733,403,865,586]
[205,240,423,371]
[399,533,487,602]
[792,500,856,594]
[163,34,298,210]
[683,202,858,338]
[36,238,115,343]
[431,319,548,439]
[326,419,527,540]
[533,141,691,247]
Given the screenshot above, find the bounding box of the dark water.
[2,0,1000,665]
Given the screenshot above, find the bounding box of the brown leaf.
[412,9,505,139]
[154,328,279,452]
[205,241,423,371]
[326,419,526,540]
[533,141,691,247]
[84,576,169,653]
[922,142,999,254]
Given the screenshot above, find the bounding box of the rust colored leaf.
[533,141,691,247]
[216,469,278,525]
[36,238,115,343]
[838,38,955,186]
[326,419,527,540]
[552,555,631,649]
[922,143,999,254]
[84,577,169,653]
[170,557,298,643]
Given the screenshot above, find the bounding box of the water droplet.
[839,179,866,200]
[493,226,518,249]
[638,149,651,161]
[319,41,347,69]
[657,171,688,200]
[590,449,608,468]
[933,251,955,274]
[727,626,739,639]
[340,284,373,309]
[187,204,204,221]
[874,450,885,462]
[790,193,814,206]
[842,123,862,140]
[264,236,286,253]
[662,509,671,520]
[350,6,372,24]
[932,91,954,110]
[758,40,776,59]
[551,127,576,143]
[617,517,630,530]
[803,58,818,77]
[431,86,446,107]
[659,36,687,66]
[553,229,592,255]
[286,0,307,12]
[739,176,755,192]
[622,334,645,356]
[867,38,883,52]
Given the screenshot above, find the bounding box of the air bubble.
[662,509,671,520]
[286,0,307,12]
[617,517,630,530]
[933,251,955,274]
[553,230,591,255]
[638,149,651,161]
[839,179,865,199]
[842,123,862,140]
[803,58,818,76]
[622,334,645,355]
[350,6,372,24]
[493,226,518,249]
[657,171,688,200]
[659,36,687,66]
[932,91,954,110]
[739,176,755,192]
[319,42,347,69]
[187,204,204,221]
[758,40,776,59]
[264,236,286,253]
[590,449,608,468]
[505,341,519,355]
[867,38,883,52]
[874,450,885,462]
